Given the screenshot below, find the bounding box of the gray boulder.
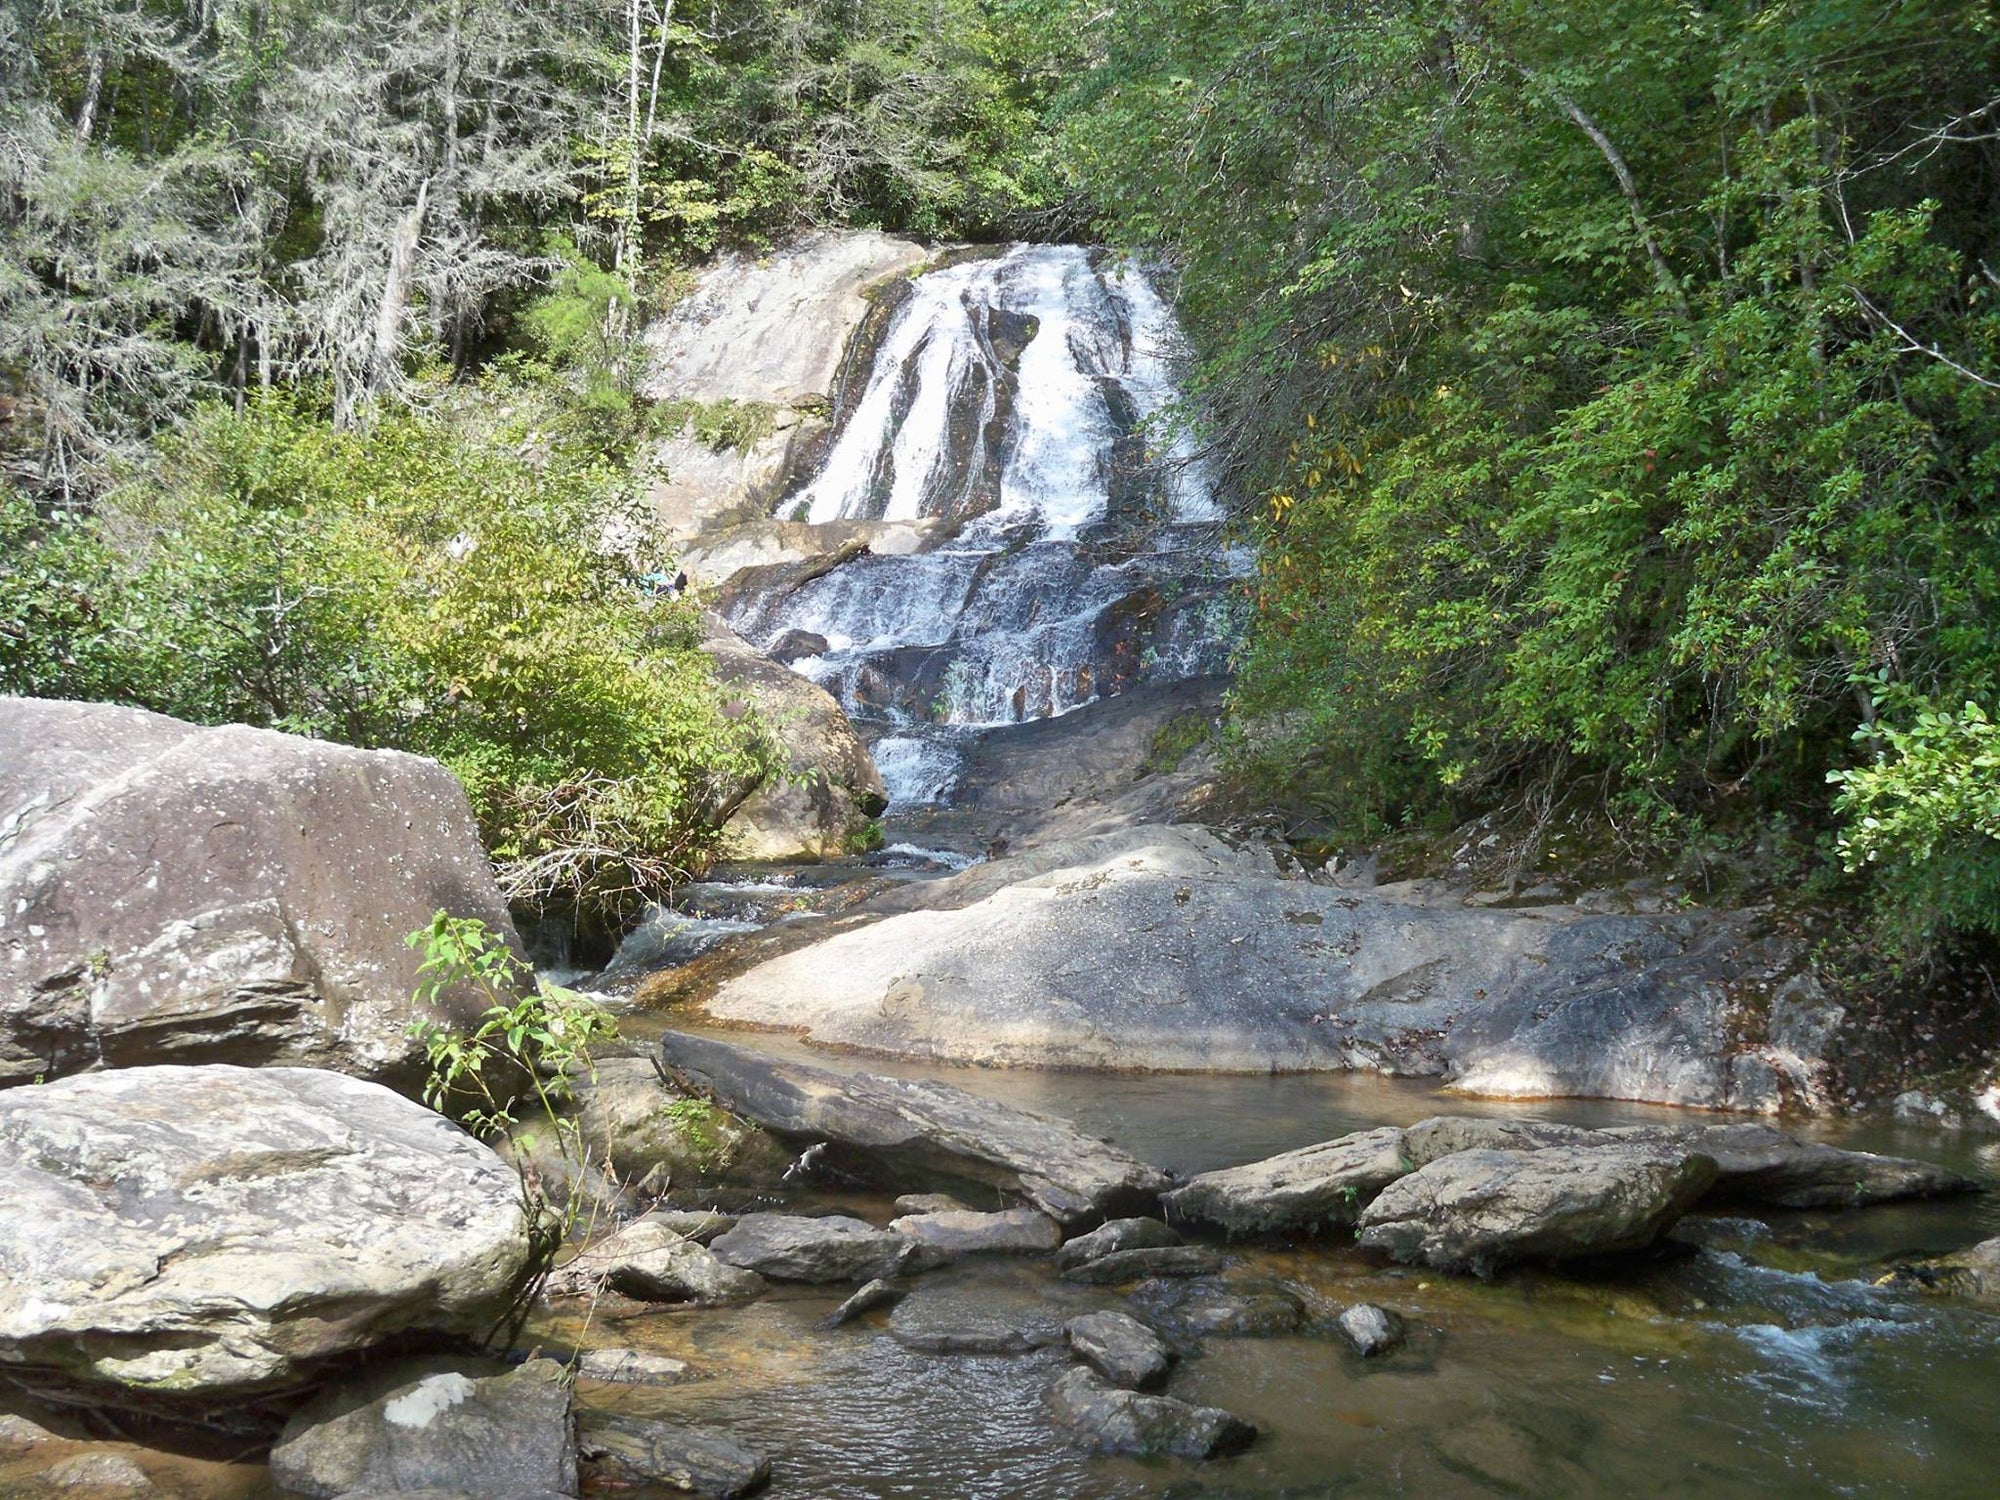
[1600,1122,1978,1208]
[576,1410,770,1499]
[0,1067,529,1399]
[887,1296,1042,1355]
[1053,1217,1183,1271]
[889,1207,1061,1255]
[1045,1368,1256,1459]
[268,1359,575,1500]
[1356,1144,1718,1275]
[1336,1303,1405,1357]
[1162,1126,1410,1235]
[697,822,1817,1113]
[544,1221,765,1305]
[0,698,522,1089]
[1058,1247,1224,1285]
[1132,1279,1304,1338]
[1063,1312,1172,1390]
[707,1214,921,1283]
[658,1031,1169,1224]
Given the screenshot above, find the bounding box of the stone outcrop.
[658,1031,1170,1224]
[698,822,1835,1112]
[1355,1144,1718,1275]
[702,616,886,862]
[641,232,928,577]
[0,1066,530,1400]
[0,698,522,1088]
[268,1359,575,1500]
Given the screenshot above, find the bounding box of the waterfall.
[723,244,1243,806]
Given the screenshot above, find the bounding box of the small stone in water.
[577,1347,697,1386]
[1053,1217,1182,1271]
[821,1278,907,1328]
[1064,1311,1172,1390]
[1336,1303,1405,1357]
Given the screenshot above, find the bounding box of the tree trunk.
[367,179,433,402]
[74,47,106,143]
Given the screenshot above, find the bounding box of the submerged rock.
[0,1067,529,1400]
[820,1278,907,1328]
[1601,1122,1978,1208]
[575,1348,697,1387]
[707,1213,923,1283]
[1131,1278,1305,1338]
[1053,1217,1184,1271]
[1044,1367,1256,1459]
[1336,1303,1406,1357]
[544,1220,765,1305]
[268,1358,575,1500]
[1063,1311,1172,1390]
[1356,1144,1718,1275]
[1163,1126,1410,1234]
[889,1206,1062,1255]
[1058,1247,1225,1285]
[576,1409,770,1498]
[887,1296,1045,1355]
[658,1031,1169,1224]
[0,698,521,1089]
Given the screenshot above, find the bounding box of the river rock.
[887,1296,1042,1355]
[576,1410,770,1499]
[1058,1247,1225,1285]
[643,1208,740,1243]
[658,1031,1170,1224]
[1887,1236,2000,1300]
[1400,1116,1601,1166]
[1131,1278,1305,1338]
[707,1213,922,1283]
[820,1278,907,1328]
[544,1220,766,1305]
[575,1348,696,1387]
[1162,1126,1411,1234]
[36,1452,155,1493]
[0,1066,530,1399]
[1053,1217,1184,1270]
[554,1057,789,1192]
[0,698,521,1089]
[268,1358,575,1500]
[1356,1144,1718,1275]
[890,1207,1062,1255]
[697,822,1804,1113]
[895,1192,977,1215]
[1063,1311,1172,1390]
[1045,1368,1256,1459]
[1600,1122,1978,1208]
[701,616,887,862]
[1336,1303,1405,1356]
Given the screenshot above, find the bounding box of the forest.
[4,0,1998,971]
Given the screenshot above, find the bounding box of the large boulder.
[640,231,928,574]
[268,1359,575,1500]
[1162,1126,1411,1235]
[0,698,520,1089]
[658,1031,1169,1224]
[701,616,886,861]
[1355,1144,1718,1275]
[0,1067,531,1399]
[696,823,1815,1112]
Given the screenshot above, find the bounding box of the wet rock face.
[889,1207,1062,1255]
[1131,1279,1305,1339]
[1163,1126,1410,1235]
[887,1296,1045,1355]
[1064,1312,1172,1390]
[544,1221,766,1306]
[0,698,522,1089]
[0,1067,530,1400]
[658,1030,1171,1225]
[1886,1235,2000,1301]
[707,1214,922,1284]
[1356,1145,1719,1276]
[576,1411,770,1499]
[1336,1303,1406,1357]
[1058,1247,1226,1285]
[1044,1367,1256,1459]
[269,1359,575,1500]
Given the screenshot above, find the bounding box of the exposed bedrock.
[0,697,524,1089]
[698,821,1844,1113]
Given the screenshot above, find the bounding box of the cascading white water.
[729,243,1243,806]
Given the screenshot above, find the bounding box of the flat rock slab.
[1163,1126,1411,1235]
[1400,1117,1602,1166]
[1601,1123,1979,1208]
[0,698,520,1087]
[575,1348,697,1387]
[1356,1144,1718,1275]
[708,1214,921,1283]
[269,1359,574,1500]
[887,1297,1046,1355]
[1054,1217,1183,1270]
[577,1409,770,1499]
[546,1221,765,1305]
[1059,1247,1225,1285]
[1045,1368,1255,1459]
[890,1207,1061,1255]
[1064,1312,1172,1390]
[659,1031,1169,1224]
[0,1066,529,1399]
